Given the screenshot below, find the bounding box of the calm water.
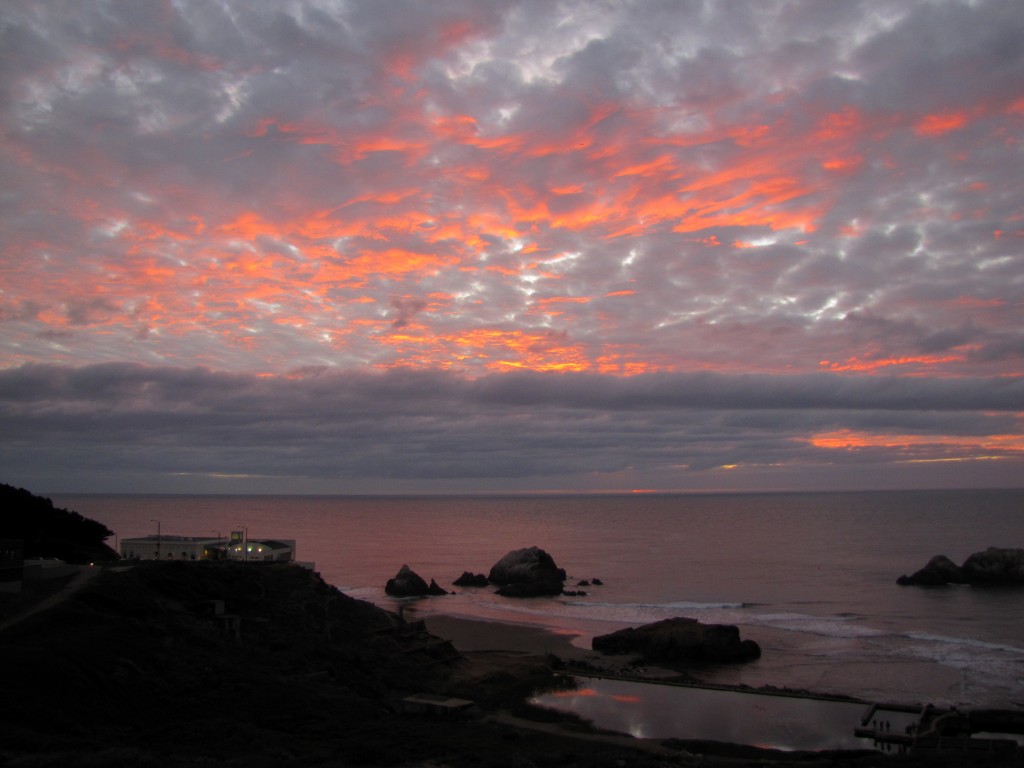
[532,678,873,751]
[55,489,1024,710]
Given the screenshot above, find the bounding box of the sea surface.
[54,489,1024,711]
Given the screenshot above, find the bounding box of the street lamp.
[237,525,248,562]
[150,519,161,560]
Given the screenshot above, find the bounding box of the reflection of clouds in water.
[533,678,869,750]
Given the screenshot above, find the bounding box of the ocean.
[54,489,1024,711]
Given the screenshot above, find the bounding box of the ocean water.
[54,489,1024,710]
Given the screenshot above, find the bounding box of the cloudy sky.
[2,0,1023,494]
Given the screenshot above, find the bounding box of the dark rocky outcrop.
[385,564,431,596]
[897,555,964,585]
[962,547,1024,584]
[427,579,449,596]
[898,548,1024,586]
[488,546,566,597]
[452,571,489,587]
[592,617,761,664]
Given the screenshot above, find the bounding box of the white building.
[120,531,296,563]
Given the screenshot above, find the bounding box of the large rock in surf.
[427,579,450,596]
[488,546,566,597]
[897,555,965,586]
[898,547,1024,586]
[592,617,761,664]
[385,564,430,597]
[453,571,489,587]
[961,547,1024,584]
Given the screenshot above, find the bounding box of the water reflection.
[532,677,869,751]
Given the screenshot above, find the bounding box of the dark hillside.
[0,483,118,562]
[0,561,463,764]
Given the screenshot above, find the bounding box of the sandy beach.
[426,613,586,655]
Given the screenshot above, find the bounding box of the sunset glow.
[2,1,1023,494]
[809,429,1024,456]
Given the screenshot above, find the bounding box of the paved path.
[0,565,102,633]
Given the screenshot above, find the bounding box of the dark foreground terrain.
[0,562,1016,767]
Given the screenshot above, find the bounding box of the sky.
[2,0,1023,495]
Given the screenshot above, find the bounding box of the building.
[224,536,296,563]
[119,530,297,563]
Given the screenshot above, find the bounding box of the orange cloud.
[819,354,965,373]
[813,107,866,142]
[808,429,1024,454]
[914,111,969,136]
[378,327,593,372]
[821,155,863,171]
[531,296,593,317]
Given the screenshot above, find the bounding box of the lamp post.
[150,519,161,560]
[238,525,248,562]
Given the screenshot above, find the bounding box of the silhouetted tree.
[0,483,117,562]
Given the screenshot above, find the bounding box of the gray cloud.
[2,363,1021,493]
[1,1,1023,492]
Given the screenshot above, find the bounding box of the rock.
[562,590,587,597]
[576,580,590,587]
[385,564,430,597]
[427,579,450,596]
[488,546,566,597]
[591,578,604,586]
[961,547,1024,584]
[452,571,489,587]
[897,555,965,586]
[898,548,1024,586]
[592,617,761,664]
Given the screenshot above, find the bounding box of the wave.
[905,631,1024,655]
[563,599,749,611]
[744,611,889,639]
[470,595,891,643]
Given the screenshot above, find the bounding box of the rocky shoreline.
[897,547,1024,586]
[4,560,1020,767]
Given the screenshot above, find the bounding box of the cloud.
[1,363,1021,492]
[1,1,1023,491]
